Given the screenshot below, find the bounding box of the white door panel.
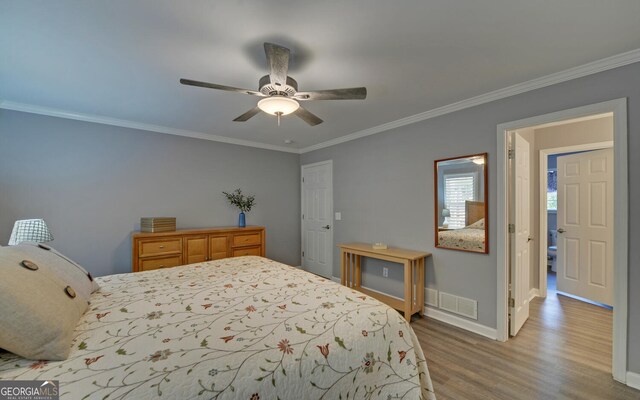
[302,162,333,278]
[556,149,613,305]
[510,133,531,336]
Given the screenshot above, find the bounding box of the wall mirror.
[434,153,488,253]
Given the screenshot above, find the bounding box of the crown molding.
[0,101,300,154]
[2,48,638,155]
[299,48,640,153]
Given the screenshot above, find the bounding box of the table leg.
[404,260,412,321]
[355,255,361,289]
[347,253,353,287]
[340,249,346,286]
[418,258,425,316]
[349,253,355,288]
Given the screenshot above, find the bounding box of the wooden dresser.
[132,226,265,272]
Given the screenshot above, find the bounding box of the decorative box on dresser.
[132,226,265,272]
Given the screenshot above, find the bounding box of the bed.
[437,226,485,252]
[0,256,435,400]
[438,201,486,252]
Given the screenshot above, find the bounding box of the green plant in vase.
[223,189,256,227]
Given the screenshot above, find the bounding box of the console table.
[338,243,431,321]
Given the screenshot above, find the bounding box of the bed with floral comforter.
[438,227,485,252]
[0,256,435,400]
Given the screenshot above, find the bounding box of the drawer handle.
[159,245,165,249]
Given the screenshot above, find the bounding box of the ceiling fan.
[180,42,367,126]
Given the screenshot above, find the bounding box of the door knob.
[323,225,331,229]
[557,228,565,233]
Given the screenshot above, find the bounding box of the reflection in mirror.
[434,153,488,253]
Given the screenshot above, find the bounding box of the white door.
[301,161,333,278]
[510,133,531,336]
[556,149,614,305]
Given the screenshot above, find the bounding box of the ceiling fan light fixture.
[257,96,299,116]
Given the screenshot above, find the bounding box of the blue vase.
[238,212,246,228]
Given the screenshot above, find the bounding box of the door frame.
[496,98,628,383]
[538,140,614,298]
[300,160,334,277]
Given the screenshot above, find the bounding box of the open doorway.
[496,99,629,383]
[540,142,614,307]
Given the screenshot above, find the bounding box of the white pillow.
[0,246,89,360]
[19,242,99,300]
[467,218,485,229]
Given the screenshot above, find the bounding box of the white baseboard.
[425,306,497,340]
[529,288,540,302]
[627,371,640,390]
[332,276,496,340]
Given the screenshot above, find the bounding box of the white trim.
[496,124,510,342]
[497,98,628,383]
[424,307,497,340]
[298,48,640,154]
[529,288,539,302]
[331,276,341,283]
[2,49,639,156]
[0,100,299,154]
[538,141,614,298]
[301,160,334,279]
[627,372,640,390]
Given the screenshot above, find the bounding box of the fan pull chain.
[276,111,282,126]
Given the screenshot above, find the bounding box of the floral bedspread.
[0,256,435,400]
[438,227,485,252]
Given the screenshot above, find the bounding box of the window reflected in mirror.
[434,153,488,253]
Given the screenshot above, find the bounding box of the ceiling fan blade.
[294,87,367,100]
[233,107,262,122]
[294,106,323,126]
[264,42,290,87]
[180,78,264,96]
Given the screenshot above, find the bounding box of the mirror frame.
[434,152,489,254]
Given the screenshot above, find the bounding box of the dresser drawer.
[232,246,262,257]
[232,233,261,247]
[140,255,183,271]
[139,238,182,257]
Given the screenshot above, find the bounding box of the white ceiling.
[2,1,639,151]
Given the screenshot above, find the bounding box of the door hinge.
[509,298,515,308]
[508,148,515,160]
[302,177,305,182]
[302,214,305,220]
[508,224,515,233]
[302,251,305,257]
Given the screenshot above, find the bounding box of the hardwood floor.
[412,275,639,399]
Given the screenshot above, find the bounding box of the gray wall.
[0,110,301,276]
[301,61,640,374]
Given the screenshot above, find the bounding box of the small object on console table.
[372,242,388,250]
